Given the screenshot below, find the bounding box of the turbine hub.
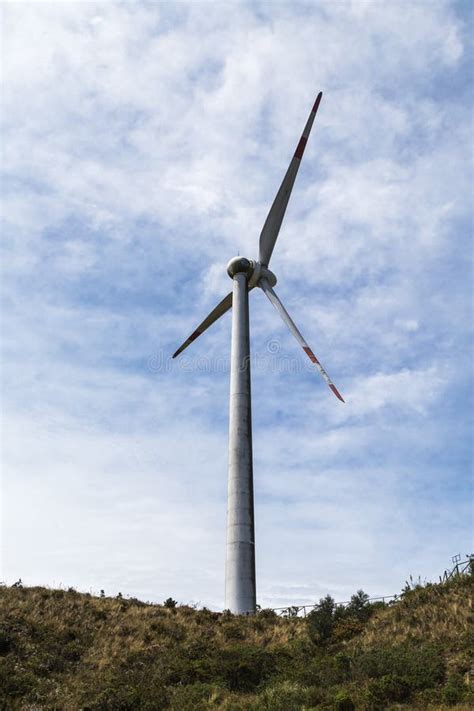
[227,256,253,279]
[258,265,277,287]
[247,260,277,288]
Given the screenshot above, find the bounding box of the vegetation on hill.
[0,575,472,710]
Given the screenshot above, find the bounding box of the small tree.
[334,690,355,711]
[307,594,336,642]
[164,597,177,608]
[346,589,371,621]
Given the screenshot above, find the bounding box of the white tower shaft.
[225,269,256,614]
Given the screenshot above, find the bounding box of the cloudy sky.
[2,0,472,610]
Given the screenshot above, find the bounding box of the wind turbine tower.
[173,92,344,615]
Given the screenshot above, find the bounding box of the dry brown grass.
[1,576,472,709]
[359,581,472,648]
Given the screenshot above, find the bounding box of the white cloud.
[337,366,446,419]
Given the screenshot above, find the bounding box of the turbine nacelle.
[226,257,277,288]
[226,256,253,278]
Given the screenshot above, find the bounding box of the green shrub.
[127,596,146,607]
[0,656,37,697]
[307,594,337,643]
[363,674,411,709]
[220,645,279,692]
[222,622,246,640]
[353,642,444,691]
[345,590,372,622]
[164,597,177,608]
[306,590,375,644]
[335,652,351,676]
[80,671,170,710]
[0,627,12,655]
[334,689,355,711]
[93,609,108,621]
[332,616,365,641]
[257,608,277,620]
[441,673,466,704]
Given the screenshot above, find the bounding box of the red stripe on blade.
[312,92,322,114]
[303,346,320,364]
[294,136,307,160]
[188,329,202,342]
[330,384,345,402]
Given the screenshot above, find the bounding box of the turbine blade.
[172,291,233,358]
[259,279,344,402]
[259,92,323,267]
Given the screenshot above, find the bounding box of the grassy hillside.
[0,575,472,710]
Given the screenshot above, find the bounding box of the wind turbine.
[173,92,344,615]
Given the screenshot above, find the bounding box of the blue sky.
[1,0,472,609]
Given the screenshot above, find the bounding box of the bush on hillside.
[362,673,411,709]
[334,689,355,711]
[441,673,467,705]
[353,642,445,691]
[306,589,377,643]
[307,594,337,642]
[164,597,177,609]
[345,589,372,621]
[219,644,281,692]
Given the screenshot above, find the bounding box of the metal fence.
[267,554,473,618]
[269,593,399,618]
[439,554,473,583]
